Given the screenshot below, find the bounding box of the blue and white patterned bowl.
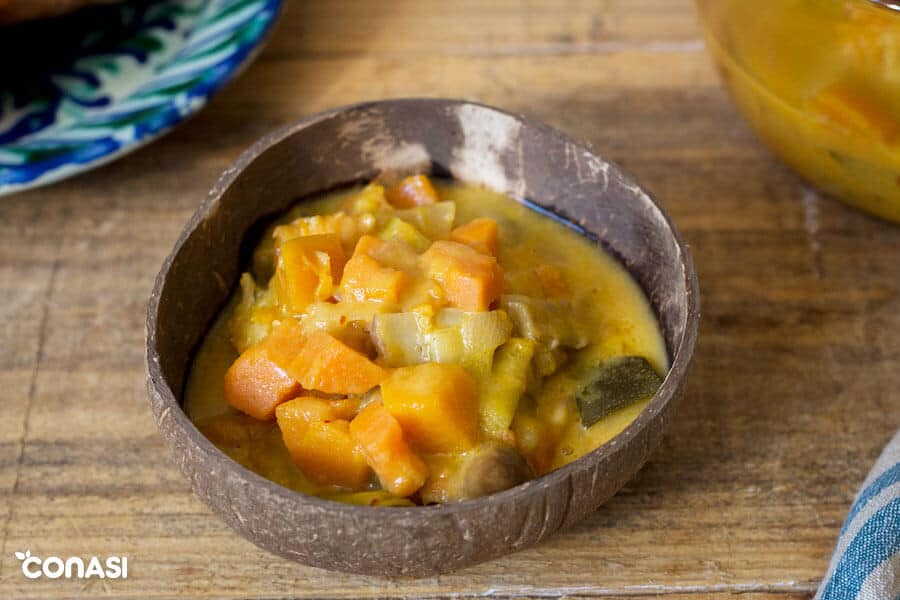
[0,0,281,195]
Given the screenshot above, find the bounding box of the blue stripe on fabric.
[820,497,900,600]
[842,463,900,535]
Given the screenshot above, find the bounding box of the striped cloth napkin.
[815,431,900,600]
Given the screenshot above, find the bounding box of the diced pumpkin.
[287,330,388,394]
[450,218,499,256]
[340,252,409,305]
[381,363,478,453]
[272,234,345,313]
[422,240,503,311]
[260,318,307,366]
[223,347,297,420]
[276,397,372,489]
[223,320,305,420]
[386,174,440,208]
[349,402,428,497]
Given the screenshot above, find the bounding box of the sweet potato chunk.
[386,175,440,208]
[223,320,305,420]
[224,347,300,420]
[340,252,409,305]
[276,397,372,489]
[421,240,503,311]
[381,362,478,453]
[273,234,345,312]
[349,402,428,497]
[287,330,388,394]
[450,218,499,256]
[258,317,307,367]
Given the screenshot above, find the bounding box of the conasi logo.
[14,550,128,579]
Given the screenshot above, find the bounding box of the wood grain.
[0,0,897,597]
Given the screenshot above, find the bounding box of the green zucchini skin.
[576,356,662,428]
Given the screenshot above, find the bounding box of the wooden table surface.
[2,1,899,598]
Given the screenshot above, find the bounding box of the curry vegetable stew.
[185,175,668,506]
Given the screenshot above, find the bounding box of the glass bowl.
[696,0,900,223]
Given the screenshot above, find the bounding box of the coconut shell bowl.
[146,98,699,577]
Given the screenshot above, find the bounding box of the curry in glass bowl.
[697,0,900,222]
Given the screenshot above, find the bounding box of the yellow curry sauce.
[185,177,667,506]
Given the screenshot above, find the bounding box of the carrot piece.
[340,252,409,305]
[276,397,372,489]
[421,240,503,311]
[381,363,479,453]
[349,402,429,497]
[386,175,440,208]
[224,346,301,420]
[287,330,388,394]
[222,320,305,420]
[449,217,499,256]
[273,233,345,312]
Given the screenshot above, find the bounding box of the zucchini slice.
[576,356,662,428]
